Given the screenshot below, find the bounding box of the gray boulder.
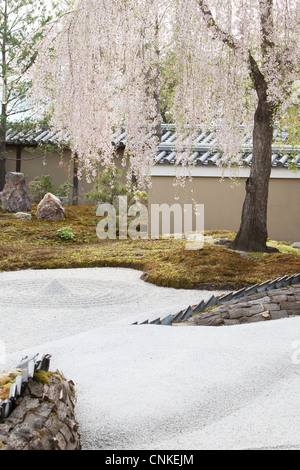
[1,172,31,212]
[36,193,65,221]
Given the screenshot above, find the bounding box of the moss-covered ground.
[0,205,300,290]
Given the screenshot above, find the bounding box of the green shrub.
[57,226,75,240]
[86,168,134,210]
[29,175,54,202]
[56,181,73,198]
[29,175,73,203]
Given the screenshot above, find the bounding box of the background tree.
[0,0,72,190]
[30,0,299,251]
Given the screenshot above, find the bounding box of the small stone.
[291,242,300,250]
[13,212,32,220]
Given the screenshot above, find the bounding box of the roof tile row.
[6,124,300,169]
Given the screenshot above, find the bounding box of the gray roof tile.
[6,124,300,169]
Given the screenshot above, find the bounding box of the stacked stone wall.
[186,285,300,326]
[0,371,81,450]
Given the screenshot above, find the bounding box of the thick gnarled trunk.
[232,97,274,252]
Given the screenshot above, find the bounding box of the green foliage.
[56,181,73,198]
[0,0,69,121]
[57,226,75,240]
[28,174,73,202]
[86,168,134,209]
[0,207,300,290]
[28,175,54,202]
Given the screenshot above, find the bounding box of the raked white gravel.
[1,267,299,450]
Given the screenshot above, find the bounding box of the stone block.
[229,304,264,319]
[270,310,289,320]
[280,302,300,314]
[263,303,280,311]
[223,319,240,326]
[190,312,223,326]
[269,294,288,302]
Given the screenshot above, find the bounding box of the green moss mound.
[0,205,300,290]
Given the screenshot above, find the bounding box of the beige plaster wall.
[5,146,129,204]
[5,145,299,242]
[148,175,300,243]
[6,145,75,190]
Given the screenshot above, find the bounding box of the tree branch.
[196,0,269,99]
[196,0,239,51]
[259,0,275,57]
[248,52,268,100]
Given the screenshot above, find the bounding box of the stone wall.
[186,285,300,326]
[0,371,81,450]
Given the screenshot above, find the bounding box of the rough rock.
[1,172,31,213]
[35,193,65,221]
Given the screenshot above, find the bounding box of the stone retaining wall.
[186,285,300,326]
[0,371,81,450]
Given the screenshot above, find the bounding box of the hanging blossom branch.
[27,0,299,187]
[196,0,266,97]
[196,0,240,51]
[29,0,172,189]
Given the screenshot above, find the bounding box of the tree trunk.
[0,158,6,191]
[231,96,276,252]
[0,124,6,191]
[72,153,79,205]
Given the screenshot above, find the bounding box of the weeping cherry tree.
[30,0,299,251]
